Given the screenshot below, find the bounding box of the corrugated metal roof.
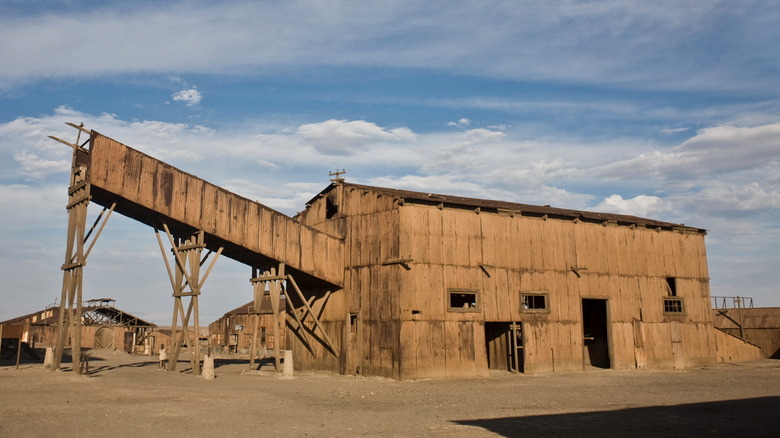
[307,182,706,234]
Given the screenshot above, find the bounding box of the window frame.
[662,297,685,315]
[447,288,481,313]
[520,291,550,313]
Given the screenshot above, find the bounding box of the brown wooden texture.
[298,182,716,378]
[87,133,343,287]
[714,329,763,362]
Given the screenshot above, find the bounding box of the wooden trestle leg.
[51,123,115,374]
[249,264,286,372]
[155,226,222,375]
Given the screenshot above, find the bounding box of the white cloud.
[594,122,780,181]
[13,151,69,179]
[447,118,470,127]
[661,127,689,135]
[171,87,202,107]
[595,194,671,218]
[0,2,776,93]
[679,182,780,218]
[297,119,416,155]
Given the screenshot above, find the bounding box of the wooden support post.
[270,265,284,371]
[15,335,22,370]
[509,322,517,373]
[248,266,264,370]
[248,263,290,372]
[248,313,261,369]
[156,227,222,376]
[51,124,117,374]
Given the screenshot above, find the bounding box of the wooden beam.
[286,275,339,358]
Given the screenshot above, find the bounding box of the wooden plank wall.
[395,202,715,378]
[714,329,764,362]
[719,328,780,359]
[208,313,284,355]
[293,185,406,377]
[278,184,715,379]
[87,133,343,287]
[25,325,132,352]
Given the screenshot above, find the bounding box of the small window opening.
[326,196,338,219]
[448,289,479,312]
[260,327,267,344]
[663,297,684,314]
[349,313,358,333]
[666,277,677,297]
[521,292,549,312]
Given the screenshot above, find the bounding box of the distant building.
[1,298,155,356]
[208,295,286,356]
[712,305,780,359]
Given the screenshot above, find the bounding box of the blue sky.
[1,1,778,324]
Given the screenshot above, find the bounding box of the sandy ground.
[1,349,779,437]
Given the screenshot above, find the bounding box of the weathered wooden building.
[292,183,727,378]
[49,126,760,378]
[713,307,780,359]
[209,297,286,355]
[0,298,155,355]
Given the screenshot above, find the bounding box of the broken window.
[663,297,685,314]
[666,277,677,297]
[448,289,480,312]
[326,196,338,219]
[521,292,549,313]
[349,313,358,333]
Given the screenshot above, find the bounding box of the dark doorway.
[485,322,524,373]
[582,299,610,368]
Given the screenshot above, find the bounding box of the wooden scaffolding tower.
[49,124,116,373]
[155,226,222,375]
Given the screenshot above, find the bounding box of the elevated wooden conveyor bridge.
[48,123,344,375]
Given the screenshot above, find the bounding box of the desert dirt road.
[1,349,779,437]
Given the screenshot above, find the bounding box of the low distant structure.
[712,297,780,359]
[0,298,155,356]
[149,326,209,356]
[208,295,286,356]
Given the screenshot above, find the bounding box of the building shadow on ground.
[453,396,780,437]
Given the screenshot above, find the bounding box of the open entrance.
[582,299,610,369]
[485,322,524,373]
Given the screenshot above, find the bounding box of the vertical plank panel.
[103,139,126,194]
[416,322,433,378]
[285,219,301,270]
[244,201,260,256]
[199,183,217,235]
[228,197,248,244]
[169,169,188,222]
[183,177,203,227]
[137,154,157,209]
[430,320,446,378]
[119,146,141,204]
[214,189,230,238]
[399,321,418,379]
